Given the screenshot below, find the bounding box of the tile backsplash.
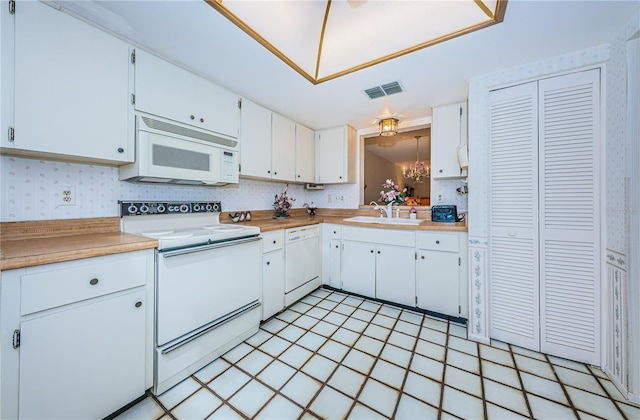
[0,156,359,222]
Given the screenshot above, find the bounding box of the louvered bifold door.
[489,82,540,350]
[538,69,600,364]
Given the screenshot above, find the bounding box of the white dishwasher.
[285,225,321,306]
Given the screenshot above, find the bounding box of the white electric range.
[120,201,262,395]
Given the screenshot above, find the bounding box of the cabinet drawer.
[262,230,285,253]
[328,225,342,239]
[417,233,459,252]
[21,254,147,315]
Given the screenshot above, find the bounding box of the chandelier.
[403,136,430,184]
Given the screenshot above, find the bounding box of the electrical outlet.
[327,194,333,203]
[338,195,344,202]
[59,186,75,206]
[438,194,443,202]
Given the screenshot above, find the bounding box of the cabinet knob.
[266,261,270,266]
[274,171,277,175]
[89,278,99,285]
[200,118,204,123]
[273,240,277,244]
[439,169,443,173]
[436,240,440,244]
[370,250,374,253]
[335,245,339,249]
[135,301,142,308]
[339,176,343,179]
[377,250,381,254]
[267,170,271,174]
[297,175,301,178]
[190,115,195,120]
[421,256,425,259]
[333,231,336,234]
[117,148,124,153]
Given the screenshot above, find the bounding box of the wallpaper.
[0,155,359,222]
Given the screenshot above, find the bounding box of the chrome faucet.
[370,201,393,218]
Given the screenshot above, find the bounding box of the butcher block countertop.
[1,208,466,270]
[0,218,158,271]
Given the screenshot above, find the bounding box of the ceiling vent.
[364,81,404,100]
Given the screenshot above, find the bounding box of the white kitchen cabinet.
[240,98,272,179]
[321,224,342,288]
[9,1,133,163]
[134,49,240,139]
[295,124,315,183]
[271,113,296,181]
[342,240,376,297]
[431,102,467,179]
[341,226,416,304]
[261,230,285,320]
[0,250,154,420]
[416,232,467,318]
[375,244,416,307]
[315,125,357,184]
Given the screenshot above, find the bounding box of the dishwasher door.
[285,226,320,304]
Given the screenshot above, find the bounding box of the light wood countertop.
[1,218,158,271]
[1,208,466,270]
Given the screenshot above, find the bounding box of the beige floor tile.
[228,380,275,418]
[370,358,407,389]
[278,344,313,369]
[566,386,625,420]
[280,372,322,407]
[257,359,297,390]
[296,331,327,352]
[448,335,479,357]
[309,386,354,419]
[403,372,442,407]
[254,395,303,420]
[388,330,418,350]
[555,365,607,396]
[520,371,568,405]
[513,354,556,380]
[395,394,438,419]
[486,402,529,419]
[171,388,221,419]
[158,377,201,410]
[445,366,483,398]
[342,348,376,375]
[293,314,319,329]
[310,320,339,337]
[301,354,338,382]
[349,403,388,419]
[331,327,361,346]
[354,334,385,356]
[480,344,514,367]
[358,379,400,417]
[411,353,445,381]
[328,365,367,398]
[380,343,413,368]
[483,378,529,416]
[318,339,350,362]
[442,385,484,419]
[207,404,244,419]
[277,324,307,343]
[194,358,231,384]
[236,349,274,376]
[527,394,575,419]
[415,339,446,362]
[115,396,165,420]
[482,359,521,389]
[207,367,251,400]
[446,348,480,374]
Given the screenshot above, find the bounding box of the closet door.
[538,69,600,364]
[489,82,540,350]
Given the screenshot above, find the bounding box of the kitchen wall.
[0,155,358,222]
[363,150,404,204]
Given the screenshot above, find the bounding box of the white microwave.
[119,115,239,186]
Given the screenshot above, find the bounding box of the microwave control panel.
[220,150,238,182]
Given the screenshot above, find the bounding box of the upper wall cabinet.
[270,113,296,181]
[315,125,357,184]
[8,1,133,164]
[240,99,272,179]
[134,49,240,139]
[295,124,315,183]
[431,102,467,179]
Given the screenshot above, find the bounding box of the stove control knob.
[179,204,189,213]
[213,203,220,212]
[139,205,149,213]
[193,204,201,212]
[157,205,166,213]
[127,204,138,214]
[206,204,213,211]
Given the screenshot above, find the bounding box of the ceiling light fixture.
[205,0,508,84]
[403,136,429,184]
[379,118,399,137]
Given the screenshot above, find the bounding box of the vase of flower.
[273,184,295,218]
[379,179,409,206]
[303,202,317,217]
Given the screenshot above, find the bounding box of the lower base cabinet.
[19,290,146,419]
[416,232,468,318]
[0,250,154,420]
[261,230,285,320]
[341,227,416,305]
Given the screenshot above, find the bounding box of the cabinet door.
[271,113,296,181]
[198,82,239,138]
[431,102,466,179]
[19,290,146,419]
[417,251,460,317]
[376,245,416,307]
[328,239,342,289]
[262,250,285,320]
[134,49,197,127]
[341,241,376,297]
[295,124,315,183]
[14,1,132,163]
[240,99,272,179]
[316,127,345,183]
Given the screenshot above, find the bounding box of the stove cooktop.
[120,201,260,250]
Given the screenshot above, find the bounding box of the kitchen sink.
[343,216,424,225]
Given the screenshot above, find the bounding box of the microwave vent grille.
[141,116,238,149]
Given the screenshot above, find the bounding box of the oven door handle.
[160,300,261,355]
[161,236,261,258]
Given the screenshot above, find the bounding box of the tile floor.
[117,288,640,419]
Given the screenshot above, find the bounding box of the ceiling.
[58,0,639,132]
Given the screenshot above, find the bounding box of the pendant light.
[403,136,430,183]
